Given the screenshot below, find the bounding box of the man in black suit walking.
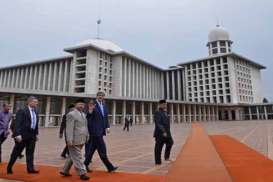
[84,92,118,173]
[7,96,39,174]
[59,104,75,158]
[153,99,174,165]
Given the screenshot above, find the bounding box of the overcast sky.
[0,0,272,100]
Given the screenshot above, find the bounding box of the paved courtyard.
[1,120,273,177]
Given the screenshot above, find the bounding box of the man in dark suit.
[153,99,174,165]
[123,116,130,132]
[59,104,75,158]
[84,92,118,173]
[7,96,39,174]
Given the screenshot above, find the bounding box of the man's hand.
[106,128,110,134]
[15,135,22,143]
[163,133,167,137]
[59,134,63,139]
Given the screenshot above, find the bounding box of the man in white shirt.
[7,96,39,174]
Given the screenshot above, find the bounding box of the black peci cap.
[159,99,167,104]
[75,99,85,104]
[68,104,75,109]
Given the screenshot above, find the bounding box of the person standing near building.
[84,92,118,173]
[153,99,174,165]
[0,103,13,163]
[59,104,75,158]
[7,96,39,174]
[60,99,90,181]
[123,116,130,132]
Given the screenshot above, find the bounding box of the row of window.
[186,57,228,70]
[189,95,231,103]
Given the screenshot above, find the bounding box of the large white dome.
[208,25,230,42]
[77,39,123,53]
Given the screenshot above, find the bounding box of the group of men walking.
[60,91,118,180]
[0,93,174,181]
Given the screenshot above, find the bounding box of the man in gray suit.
[60,99,90,181]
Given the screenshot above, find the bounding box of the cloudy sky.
[0,0,272,100]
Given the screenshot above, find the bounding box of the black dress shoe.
[18,154,24,159]
[28,169,39,174]
[80,174,90,181]
[85,165,92,173]
[61,154,66,159]
[108,166,118,173]
[7,168,13,174]
[60,171,72,177]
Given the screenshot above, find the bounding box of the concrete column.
[33,65,38,90]
[58,62,63,92]
[208,106,211,121]
[132,101,136,125]
[171,71,175,100]
[248,107,252,120]
[122,100,126,124]
[23,67,28,89]
[28,66,33,89]
[52,62,58,91]
[198,105,202,121]
[149,102,153,124]
[182,104,186,122]
[48,63,52,91]
[177,104,181,123]
[264,106,268,120]
[37,64,42,90]
[228,110,232,121]
[216,106,219,121]
[166,72,170,100]
[61,97,67,116]
[177,70,182,100]
[256,106,260,120]
[63,61,68,92]
[112,100,116,125]
[43,64,47,90]
[141,102,145,124]
[193,104,197,122]
[19,68,24,89]
[203,106,207,121]
[235,109,240,121]
[212,106,216,121]
[170,103,174,123]
[45,96,51,127]
[132,62,135,98]
[188,105,192,123]
[9,94,15,114]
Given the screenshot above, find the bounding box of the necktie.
[100,102,104,117]
[31,109,37,129]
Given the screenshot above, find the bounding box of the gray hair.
[96,91,105,96]
[27,96,38,103]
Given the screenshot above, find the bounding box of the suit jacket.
[13,107,39,140]
[153,108,172,138]
[86,101,110,137]
[59,114,67,136]
[65,110,89,146]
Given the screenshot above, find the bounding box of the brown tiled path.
[165,123,232,182]
[211,135,273,182]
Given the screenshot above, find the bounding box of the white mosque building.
[0,25,272,127]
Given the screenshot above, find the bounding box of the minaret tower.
[207,25,233,56]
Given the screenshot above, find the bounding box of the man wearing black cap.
[153,99,174,165]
